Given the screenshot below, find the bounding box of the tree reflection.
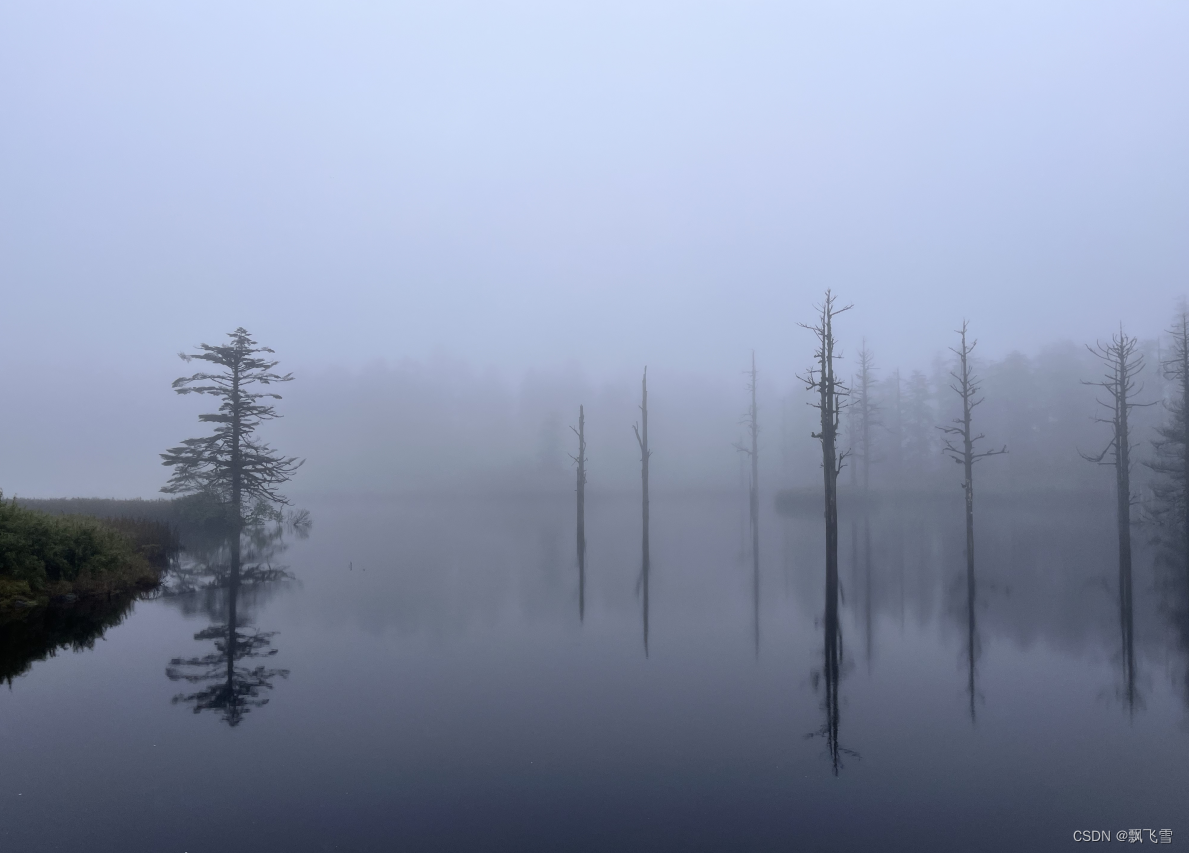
[964,562,980,725]
[164,516,304,727]
[808,537,857,774]
[0,594,139,687]
[1119,568,1139,717]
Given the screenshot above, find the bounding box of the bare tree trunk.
[940,322,1006,611]
[940,322,1005,727]
[1083,328,1149,714]
[633,369,651,656]
[799,293,851,694]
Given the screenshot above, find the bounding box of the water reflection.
[1154,534,1187,712]
[1119,569,1138,717]
[807,544,855,774]
[0,594,139,686]
[163,519,303,726]
[963,552,980,725]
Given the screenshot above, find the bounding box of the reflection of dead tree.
[734,352,760,656]
[807,574,858,775]
[965,582,981,724]
[632,368,652,656]
[570,405,588,622]
[1081,328,1151,718]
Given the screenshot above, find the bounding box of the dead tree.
[1081,329,1151,688]
[734,352,761,656]
[632,368,652,656]
[570,405,588,622]
[799,291,851,662]
[854,342,881,495]
[939,321,1006,685]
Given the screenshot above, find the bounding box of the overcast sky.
[3,0,1187,383]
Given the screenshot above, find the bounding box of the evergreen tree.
[161,328,302,526]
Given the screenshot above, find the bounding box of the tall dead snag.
[939,321,1005,724]
[800,293,851,596]
[734,352,761,656]
[939,321,1006,577]
[800,292,851,745]
[570,405,588,622]
[1082,329,1150,717]
[632,368,652,656]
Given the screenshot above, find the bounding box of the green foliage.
[0,491,163,603]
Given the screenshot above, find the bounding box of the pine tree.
[161,328,303,527]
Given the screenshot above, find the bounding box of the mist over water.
[3,3,1189,851]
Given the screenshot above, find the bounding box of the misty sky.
[3,1,1187,382]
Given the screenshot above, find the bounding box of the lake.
[1,491,1185,851]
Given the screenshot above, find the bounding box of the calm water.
[1,492,1186,852]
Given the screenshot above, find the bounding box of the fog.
[2,1,1188,499]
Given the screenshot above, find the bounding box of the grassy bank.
[0,492,176,610]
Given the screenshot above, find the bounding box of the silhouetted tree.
[939,321,1006,586]
[1081,328,1150,708]
[570,405,587,622]
[161,328,303,533]
[939,323,1005,708]
[799,291,851,614]
[162,328,303,649]
[632,368,652,655]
